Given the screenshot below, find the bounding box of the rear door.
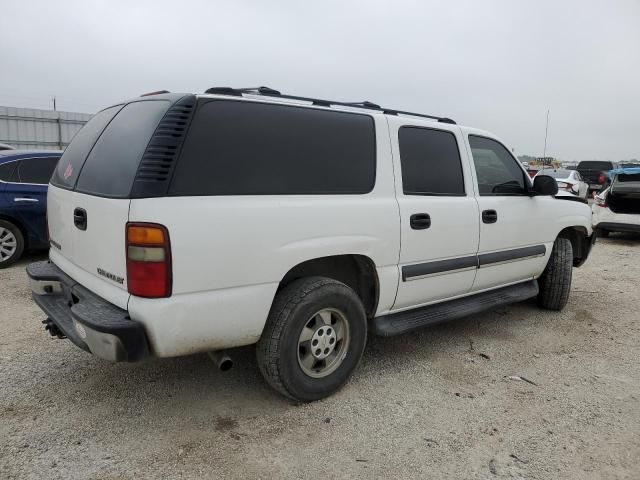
[48,99,171,308]
[389,118,480,310]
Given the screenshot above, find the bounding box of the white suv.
[28,87,595,401]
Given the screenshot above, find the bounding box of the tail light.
[597,172,606,185]
[126,223,172,298]
[594,195,608,208]
[557,181,571,191]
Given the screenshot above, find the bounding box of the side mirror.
[532,175,559,196]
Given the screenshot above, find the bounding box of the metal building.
[0,106,92,150]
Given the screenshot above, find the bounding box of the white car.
[535,169,589,202]
[28,87,595,401]
[592,168,640,237]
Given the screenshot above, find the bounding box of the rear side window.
[0,161,17,182]
[169,100,376,196]
[398,127,465,195]
[51,106,122,189]
[75,100,170,197]
[17,157,60,184]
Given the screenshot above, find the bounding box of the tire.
[0,220,25,269]
[256,276,367,402]
[537,237,573,311]
[598,228,609,238]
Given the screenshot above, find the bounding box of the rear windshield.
[615,173,640,183]
[537,169,571,179]
[169,100,376,196]
[51,100,170,197]
[75,100,169,197]
[51,106,122,189]
[577,161,613,170]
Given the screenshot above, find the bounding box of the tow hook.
[43,318,66,339]
[207,350,233,372]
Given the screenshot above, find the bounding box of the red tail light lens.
[597,172,606,185]
[126,223,172,298]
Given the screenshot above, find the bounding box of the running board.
[372,280,539,337]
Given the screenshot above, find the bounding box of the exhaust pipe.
[207,351,233,372]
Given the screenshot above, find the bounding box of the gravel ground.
[1,235,639,480]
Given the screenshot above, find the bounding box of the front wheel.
[537,237,573,311]
[256,277,367,402]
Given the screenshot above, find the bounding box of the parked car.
[592,167,640,237]
[577,160,619,191]
[0,150,61,267]
[534,169,589,202]
[28,88,594,401]
[0,143,15,151]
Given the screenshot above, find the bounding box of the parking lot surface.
[1,235,639,479]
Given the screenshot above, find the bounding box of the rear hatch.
[47,94,193,309]
[608,173,640,214]
[577,161,613,185]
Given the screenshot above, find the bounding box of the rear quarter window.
[169,100,376,195]
[0,161,17,182]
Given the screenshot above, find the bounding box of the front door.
[389,118,480,311]
[465,135,554,292]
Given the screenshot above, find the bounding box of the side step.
[372,280,539,337]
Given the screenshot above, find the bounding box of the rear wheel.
[0,220,24,269]
[256,277,367,402]
[537,237,573,311]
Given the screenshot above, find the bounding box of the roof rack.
[203,86,456,124]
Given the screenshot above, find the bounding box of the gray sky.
[1,0,638,161]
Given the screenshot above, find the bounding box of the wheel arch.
[557,226,590,267]
[277,254,379,319]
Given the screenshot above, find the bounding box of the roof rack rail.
[202,86,456,124]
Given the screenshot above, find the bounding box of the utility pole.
[53,96,57,111]
[542,109,550,170]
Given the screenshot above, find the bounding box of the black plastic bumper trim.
[27,261,150,362]
[596,222,640,233]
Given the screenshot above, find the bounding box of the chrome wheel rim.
[0,227,17,262]
[297,308,350,378]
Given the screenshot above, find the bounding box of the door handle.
[14,197,39,203]
[410,213,431,230]
[482,209,498,224]
[73,208,87,231]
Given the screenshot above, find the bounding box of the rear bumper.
[27,260,149,362]
[595,222,640,234]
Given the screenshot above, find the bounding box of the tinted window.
[17,157,60,184]
[75,100,169,197]
[169,100,376,196]
[0,161,17,182]
[51,106,122,189]
[398,127,465,195]
[469,136,527,195]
